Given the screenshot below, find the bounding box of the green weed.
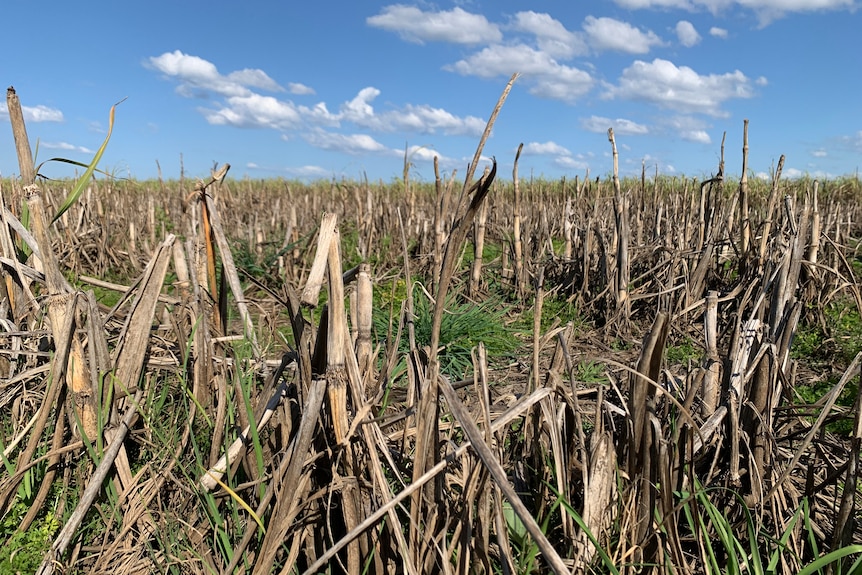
[0,501,60,574]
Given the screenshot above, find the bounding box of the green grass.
[373,285,519,380]
[791,296,862,435]
[517,293,585,334]
[666,336,701,364]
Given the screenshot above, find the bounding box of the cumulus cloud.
[613,0,692,7]
[581,116,650,135]
[0,103,64,123]
[41,141,95,154]
[205,94,305,129]
[519,142,593,172]
[811,149,827,157]
[386,104,486,135]
[606,58,758,117]
[683,129,711,143]
[288,82,316,95]
[663,115,713,144]
[554,155,591,170]
[710,26,729,38]
[510,11,588,58]
[25,105,65,123]
[583,16,664,53]
[304,130,391,155]
[286,165,332,178]
[367,5,502,44]
[148,52,486,139]
[675,21,701,46]
[148,50,283,98]
[405,145,458,166]
[446,44,593,102]
[521,141,572,156]
[341,87,380,123]
[611,0,853,24]
[340,87,486,136]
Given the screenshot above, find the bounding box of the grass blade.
[49,98,124,224]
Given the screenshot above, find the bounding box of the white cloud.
[205,94,305,129]
[25,105,65,123]
[710,26,729,38]
[675,21,701,46]
[446,44,593,102]
[148,50,282,98]
[510,11,588,58]
[607,58,757,117]
[367,5,502,44]
[404,145,458,166]
[304,130,391,155]
[41,141,95,154]
[581,115,649,135]
[683,129,711,143]
[286,165,332,178]
[522,141,572,156]
[613,0,692,7]
[583,16,663,54]
[611,0,853,24]
[663,115,713,143]
[148,53,484,139]
[555,155,591,170]
[385,104,486,136]
[227,69,284,92]
[0,103,64,123]
[288,82,315,95]
[738,0,854,24]
[339,87,485,135]
[811,149,827,157]
[520,142,593,171]
[341,87,380,123]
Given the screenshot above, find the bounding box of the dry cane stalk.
[739,118,751,259]
[757,154,785,266]
[530,267,544,394]
[701,291,721,416]
[323,226,361,574]
[831,354,862,556]
[35,389,144,575]
[608,128,630,323]
[252,378,328,575]
[202,187,261,357]
[409,73,515,569]
[302,385,555,575]
[513,143,525,297]
[355,263,375,397]
[807,180,821,266]
[629,311,668,552]
[300,212,338,308]
[469,171,489,297]
[728,318,764,486]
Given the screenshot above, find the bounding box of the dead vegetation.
[1,81,861,574]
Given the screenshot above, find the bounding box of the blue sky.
[1,1,859,183]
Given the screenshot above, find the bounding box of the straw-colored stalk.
[513,143,525,296]
[739,118,751,257]
[608,128,630,321]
